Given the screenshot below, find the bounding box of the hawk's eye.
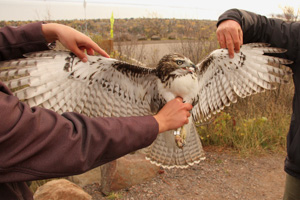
[176,60,184,65]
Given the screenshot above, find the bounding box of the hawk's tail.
[145,121,206,169]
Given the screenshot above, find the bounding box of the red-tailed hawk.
[0,43,292,168]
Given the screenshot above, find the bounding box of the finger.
[97,48,110,58]
[230,30,241,53]
[185,118,189,124]
[187,112,191,117]
[239,29,243,46]
[183,102,193,111]
[79,47,86,53]
[175,97,183,102]
[217,32,226,49]
[224,33,234,58]
[72,47,88,62]
[86,40,110,58]
[86,48,95,55]
[234,43,240,53]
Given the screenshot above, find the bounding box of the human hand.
[153,97,193,133]
[216,20,243,58]
[42,23,110,62]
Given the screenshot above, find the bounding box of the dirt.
[83,147,286,200]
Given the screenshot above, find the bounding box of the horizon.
[0,0,299,21]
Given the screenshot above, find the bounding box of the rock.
[33,179,92,200]
[68,167,101,187]
[151,35,161,40]
[168,34,177,40]
[100,152,160,195]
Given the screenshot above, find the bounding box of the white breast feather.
[157,73,198,103]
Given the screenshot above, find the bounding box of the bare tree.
[35,0,52,22]
[272,5,300,21]
[281,5,299,21]
[144,12,164,38]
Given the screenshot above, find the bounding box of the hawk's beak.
[187,64,197,73]
[180,61,197,74]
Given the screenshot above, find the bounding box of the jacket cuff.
[217,8,243,27]
[23,21,48,45]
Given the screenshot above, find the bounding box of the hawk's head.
[156,53,196,82]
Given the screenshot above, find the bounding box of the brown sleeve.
[0,22,49,61]
[0,83,159,182]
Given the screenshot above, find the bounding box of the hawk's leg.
[174,126,186,148]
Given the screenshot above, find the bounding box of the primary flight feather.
[0,43,292,169]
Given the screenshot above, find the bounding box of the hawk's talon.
[174,126,187,149]
[174,129,180,136]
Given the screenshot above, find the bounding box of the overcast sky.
[0,0,299,21]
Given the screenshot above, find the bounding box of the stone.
[100,152,160,195]
[68,167,101,187]
[33,179,92,200]
[151,35,161,40]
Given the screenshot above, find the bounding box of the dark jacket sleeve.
[0,22,49,60]
[0,22,159,183]
[0,83,158,182]
[217,8,300,62]
[218,9,300,179]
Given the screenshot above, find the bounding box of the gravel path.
[84,148,286,200]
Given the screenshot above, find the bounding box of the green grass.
[195,71,294,156]
[106,192,123,199]
[197,111,289,155]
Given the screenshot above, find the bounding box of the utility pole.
[83,0,87,33]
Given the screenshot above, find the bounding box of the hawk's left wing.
[0,50,159,117]
[192,43,292,122]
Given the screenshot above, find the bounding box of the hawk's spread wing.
[192,43,292,122]
[0,43,292,169]
[0,51,159,117]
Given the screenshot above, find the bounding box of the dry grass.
[197,80,293,155]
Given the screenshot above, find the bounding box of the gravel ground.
[84,147,286,200]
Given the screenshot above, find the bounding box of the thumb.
[175,96,183,102]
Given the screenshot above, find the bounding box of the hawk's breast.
[157,73,198,104]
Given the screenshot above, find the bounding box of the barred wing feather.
[193,43,292,122]
[0,51,158,117]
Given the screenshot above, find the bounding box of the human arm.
[0,22,109,62]
[41,23,110,61]
[216,8,299,61]
[0,82,191,182]
[0,22,49,61]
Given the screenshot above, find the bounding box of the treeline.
[0,18,217,41]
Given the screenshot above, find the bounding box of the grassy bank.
[197,80,293,155]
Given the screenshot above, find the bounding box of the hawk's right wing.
[192,43,293,122]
